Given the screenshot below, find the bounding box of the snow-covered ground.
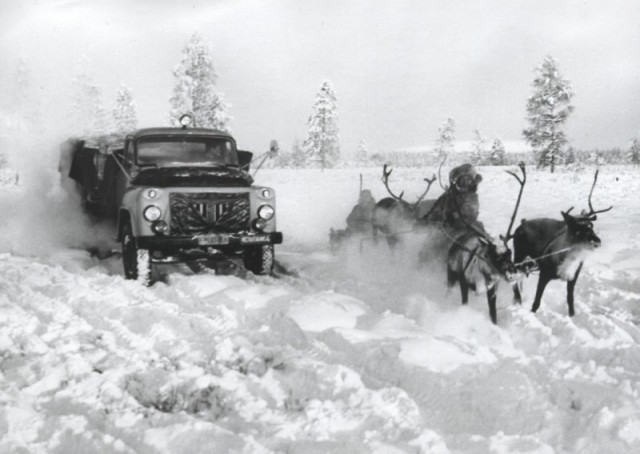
[1,164,640,453]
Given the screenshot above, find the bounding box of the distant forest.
[267,146,635,169]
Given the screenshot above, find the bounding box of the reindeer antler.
[410,174,437,210]
[584,170,613,220]
[382,165,437,209]
[503,162,526,242]
[437,155,448,191]
[381,164,405,201]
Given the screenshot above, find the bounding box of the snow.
[287,292,367,332]
[1,163,640,452]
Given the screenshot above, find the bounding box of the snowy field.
[1,164,640,453]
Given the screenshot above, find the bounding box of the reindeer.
[512,170,612,317]
[372,164,436,249]
[446,162,526,324]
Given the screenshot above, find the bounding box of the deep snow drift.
[1,163,640,453]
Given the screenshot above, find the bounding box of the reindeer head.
[560,170,612,250]
[479,235,517,281]
[561,211,601,249]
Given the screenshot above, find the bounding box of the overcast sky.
[1,0,639,155]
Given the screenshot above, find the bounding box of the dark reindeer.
[446,162,527,324]
[512,170,612,317]
[372,164,436,249]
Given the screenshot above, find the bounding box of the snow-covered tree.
[523,56,574,173]
[169,33,230,130]
[489,138,507,165]
[71,56,108,136]
[629,138,640,166]
[303,80,340,169]
[356,139,369,165]
[564,146,576,166]
[113,85,138,134]
[471,129,487,165]
[587,151,604,167]
[433,118,455,165]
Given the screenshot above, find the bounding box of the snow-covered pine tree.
[490,138,507,165]
[113,85,138,135]
[433,118,455,165]
[71,56,107,136]
[169,33,230,130]
[629,138,640,166]
[471,129,487,165]
[356,139,369,166]
[303,80,340,169]
[523,56,574,173]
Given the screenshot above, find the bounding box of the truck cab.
[62,117,282,284]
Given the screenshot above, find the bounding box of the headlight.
[143,205,162,221]
[261,188,273,199]
[257,204,275,220]
[152,220,168,234]
[145,188,159,199]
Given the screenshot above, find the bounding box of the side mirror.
[269,140,279,157]
[250,140,279,177]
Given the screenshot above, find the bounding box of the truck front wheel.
[243,245,274,275]
[122,223,152,286]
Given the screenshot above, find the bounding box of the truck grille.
[170,192,250,235]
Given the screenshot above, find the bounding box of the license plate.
[197,234,230,246]
[240,235,270,244]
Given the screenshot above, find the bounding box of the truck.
[60,115,283,285]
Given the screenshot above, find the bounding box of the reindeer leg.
[513,281,523,305]
[458,279,469,305]
[486,278,498,324]
[567,262,583,317]
[531,272,552,313]
[447,268,457,289]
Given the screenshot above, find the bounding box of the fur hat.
[449,163,483,192]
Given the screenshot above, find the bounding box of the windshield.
[136,137,238,167]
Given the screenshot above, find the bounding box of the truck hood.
[132,166,253,188]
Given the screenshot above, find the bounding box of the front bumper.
[137,231,283,250]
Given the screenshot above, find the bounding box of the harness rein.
[355,219,575,278]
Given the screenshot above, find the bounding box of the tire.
[243,244,274,275]
[122,222,152,286]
